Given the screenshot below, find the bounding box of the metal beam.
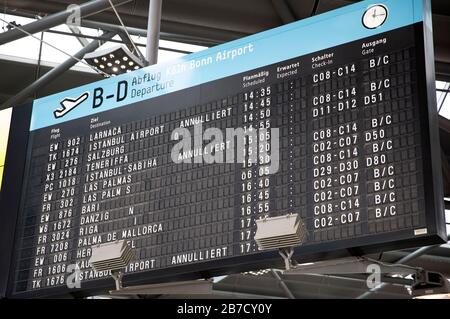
[67,25,89,47]
[441,149,450,197]
[0,0,130,45]
[45,28,192,54]
[283,256,420,276]
[82,18,242,47]
[109,279,213,296]
[146,0,163,65]
[271,0,296,24]
[2,8,225,47]
[0,32,115,110]
[212,290,286,299]
[81,19,221,47]
[270,270,295,299]
[82,19,147,38]
[116,31,147,62]
[311,0,320,17]
[445,200,450,210]
[117,32,138,53]
[356,235,450,299]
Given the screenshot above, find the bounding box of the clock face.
[362,4,388,29]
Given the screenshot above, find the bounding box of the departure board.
[0,0,446,298]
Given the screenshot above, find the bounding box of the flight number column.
[32,134,82,290]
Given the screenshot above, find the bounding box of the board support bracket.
[111,270,124,291]
[279,247,296,270]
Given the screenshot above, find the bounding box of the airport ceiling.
[0,0,449,95]
[3,0,450,70]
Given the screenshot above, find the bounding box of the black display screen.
[0,0,446,298]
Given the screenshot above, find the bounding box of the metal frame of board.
[0,0,447,298]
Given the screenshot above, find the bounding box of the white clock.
[362,4,388,29]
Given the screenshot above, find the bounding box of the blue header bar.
[30,0,425,131]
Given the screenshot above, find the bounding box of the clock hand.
[372,8,377,18]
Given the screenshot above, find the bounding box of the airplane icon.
[53,92,89,118]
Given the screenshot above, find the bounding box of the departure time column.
[237,84,273,255]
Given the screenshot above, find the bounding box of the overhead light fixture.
[84,45,145,77]
[254,214,307,270]
[89,240,134,290]
[255,214,307,251]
